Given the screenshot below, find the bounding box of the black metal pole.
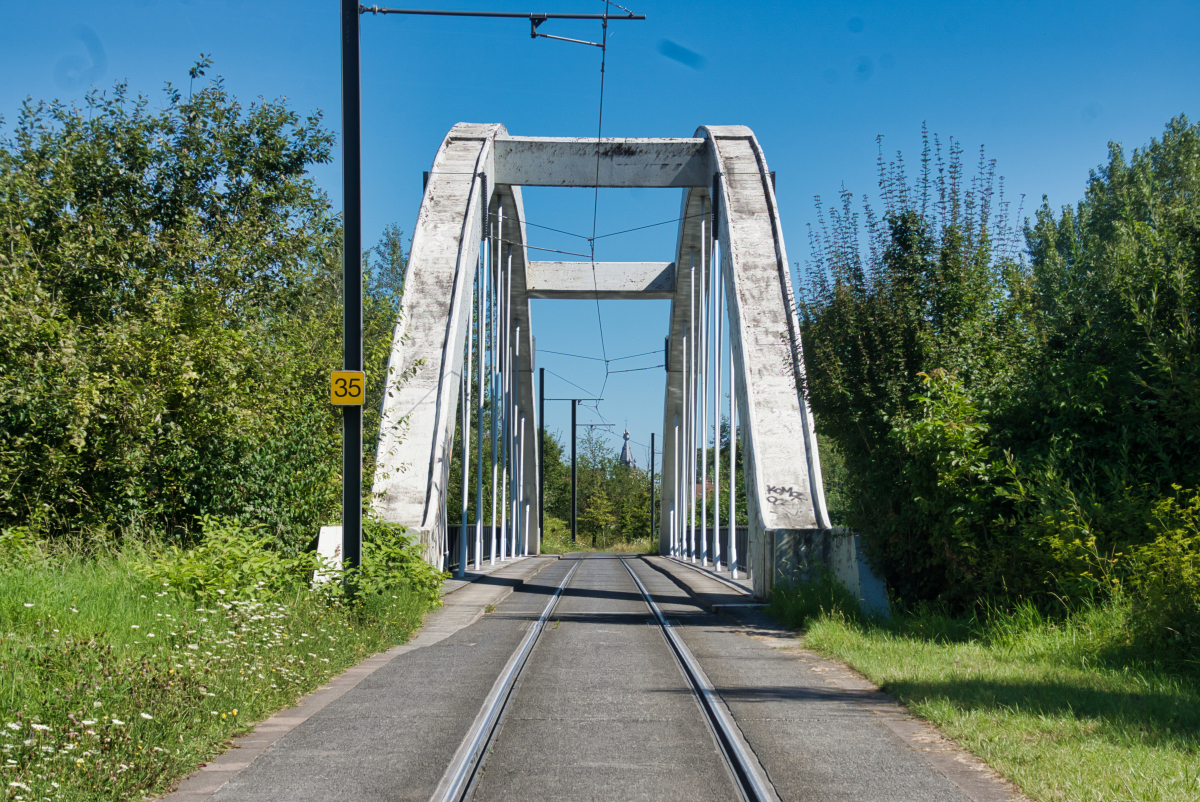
[341,0,363,577]
[649,432,656,546]
[538,367,545,550]
[570,399,577,544]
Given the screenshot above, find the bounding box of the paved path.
[164,553,1022,802]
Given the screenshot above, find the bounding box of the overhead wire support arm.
[360,6,645,22]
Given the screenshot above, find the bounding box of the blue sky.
[3,0,1198,467]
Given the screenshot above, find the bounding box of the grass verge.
[769,582,1200,802]
[1,551,436,801]
[538,518,653,555]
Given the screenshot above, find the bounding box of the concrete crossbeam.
[493,137,709,187]
[525,261,675,299]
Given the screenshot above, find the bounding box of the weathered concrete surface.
[493,136,710,187]
[828,529,890,616]
[470,554,739,802]
[709,127,831,597]
[160,556,557,801]
[658,127,831,599]
[373,125,540,565]
[525,261,675,299]
[373,123,497,565]
[496,181,543,555]
[634,556,1025,802]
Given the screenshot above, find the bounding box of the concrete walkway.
[163,555,556,801]
[642,557,1023,802]
[163,553,1024,802]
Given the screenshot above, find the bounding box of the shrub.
[135,515,323,598]
[1129,488,1200,653]
[766,568,868,630]
[353,518,447,607]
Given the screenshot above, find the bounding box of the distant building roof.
[618,429,637,469]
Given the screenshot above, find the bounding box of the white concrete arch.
[656,126,830,598]
[372,122,539,566]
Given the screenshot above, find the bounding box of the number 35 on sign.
[330,371,365,405]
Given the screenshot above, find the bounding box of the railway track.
[430,555,779,802]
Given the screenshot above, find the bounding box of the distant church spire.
[618,428,637,469]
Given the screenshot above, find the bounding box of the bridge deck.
[166,555,1017,802]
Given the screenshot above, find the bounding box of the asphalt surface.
[170,553,1020,802]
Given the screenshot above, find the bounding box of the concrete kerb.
[158,555,559,801]
[642,555,757,614]
[663,555,754,597]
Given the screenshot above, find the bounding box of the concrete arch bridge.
[372,122,883,602]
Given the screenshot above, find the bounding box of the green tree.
[799,129,1033,603]
[0,61,399,550]
[1007,116,1200,602]
[578,489,615,547]
[802,117,1200,629]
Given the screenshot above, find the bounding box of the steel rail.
[620,558,780,802]
[430,559,581,802]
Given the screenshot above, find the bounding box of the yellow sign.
[330,371,366,405]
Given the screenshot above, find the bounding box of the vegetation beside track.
[0,62,451,800]
[0,521,443,802]
[799,118,1200,654]
[769,578,1200,802]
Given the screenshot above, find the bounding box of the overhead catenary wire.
[608,348,661,362]
[587,2,612,366]
[523,211,709,245]
[539,349,606,362]
[545,369,599,398]
[541,347,659,363]
[524,220,592,240]
[500,238,593,259]
[607,364,664,374]
[592,211,708,241]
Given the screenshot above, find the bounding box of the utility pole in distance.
[649,432,656,545]
[539,367,545,549]
[543,395,603,547]
[570,400,577,543]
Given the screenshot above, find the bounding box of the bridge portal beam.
[525,261,675,299]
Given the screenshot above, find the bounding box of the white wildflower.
[140,713,153,720]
